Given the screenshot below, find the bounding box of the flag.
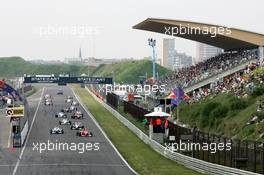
[171,87,185,106]
[0,80,22,101]
[183,93,190,101]
[0,80,5,89]
[166,92,176,99]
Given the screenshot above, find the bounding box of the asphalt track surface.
[0,85,135,175]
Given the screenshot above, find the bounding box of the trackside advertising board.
[24,76,113,84]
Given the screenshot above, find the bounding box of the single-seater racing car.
[71,111,84,119]
[50,127,64,134]
[61,107,70,113]
[55,112,67,118]
[71,122,84,130]
[44,99,53,106]
[76,128,93,137]
[59,119,71,125]
[71,101,79,106]
[65,96,73,103]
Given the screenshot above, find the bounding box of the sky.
[0,0,263,61]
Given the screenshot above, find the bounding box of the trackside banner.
[24,76,113,84]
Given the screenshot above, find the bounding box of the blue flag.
[171,87,184,106]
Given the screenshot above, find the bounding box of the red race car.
[76,128,93,137]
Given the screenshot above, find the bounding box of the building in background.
[162,38,175,69]
[173,51,193,70]
[162,38,193,70]
[83,57,134,67]
[196,42,223,63]
[29,59,64,64]
[79,47,83,62]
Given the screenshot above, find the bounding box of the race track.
[0,85,135,175]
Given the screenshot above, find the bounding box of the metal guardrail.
[87,87,261,175]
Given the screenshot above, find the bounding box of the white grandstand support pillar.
[259,46,264,63]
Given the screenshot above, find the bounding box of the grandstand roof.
[133,18,264,51]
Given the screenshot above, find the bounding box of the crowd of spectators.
[159,50,258,91]
[189,61,263,103]
[0,92,13,108]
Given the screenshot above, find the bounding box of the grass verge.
[73,85,202,175]
[116,105,149,135]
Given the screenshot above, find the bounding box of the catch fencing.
[89,87,261,175]
[168,122,264,174]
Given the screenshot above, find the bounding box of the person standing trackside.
[156,118,162,132]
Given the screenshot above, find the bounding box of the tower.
[79,47,82,62]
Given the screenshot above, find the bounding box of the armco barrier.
[86,86,261,175]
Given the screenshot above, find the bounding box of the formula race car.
[71,111,84,119]
[76,128,93,137]
[50,127,64,134]
[55,112,67,118]
[71,101,79,106]
[44,94,51,99]
[61,107,70,113]
[69,105,77,112]
[65,98,73,103]
[44,99,53,106]
[70,122,85,130]
[59,119,71,125]
[65,96,73,103]
[57,89,63,95]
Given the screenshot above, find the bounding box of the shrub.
[210,105,229,118]
[229,97,248,110]
[200,102,220,127]
[252,86,264,98]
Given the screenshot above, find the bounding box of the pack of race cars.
[45,91,93,137]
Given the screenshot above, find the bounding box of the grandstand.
[134,18,264,97]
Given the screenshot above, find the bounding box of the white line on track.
[12,88,44,175]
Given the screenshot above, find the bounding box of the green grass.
[0,57,170,84]
[92,60,171,84]
[0,57,95,78]
[117,105,149,135]
[179,91,264,141]
[73,86,202,175]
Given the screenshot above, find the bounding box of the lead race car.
[76,128,93,137]
[44,99,53,106]
[44,94,51,100]
[50,127,64,134]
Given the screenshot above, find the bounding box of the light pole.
[148,38,156,80]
